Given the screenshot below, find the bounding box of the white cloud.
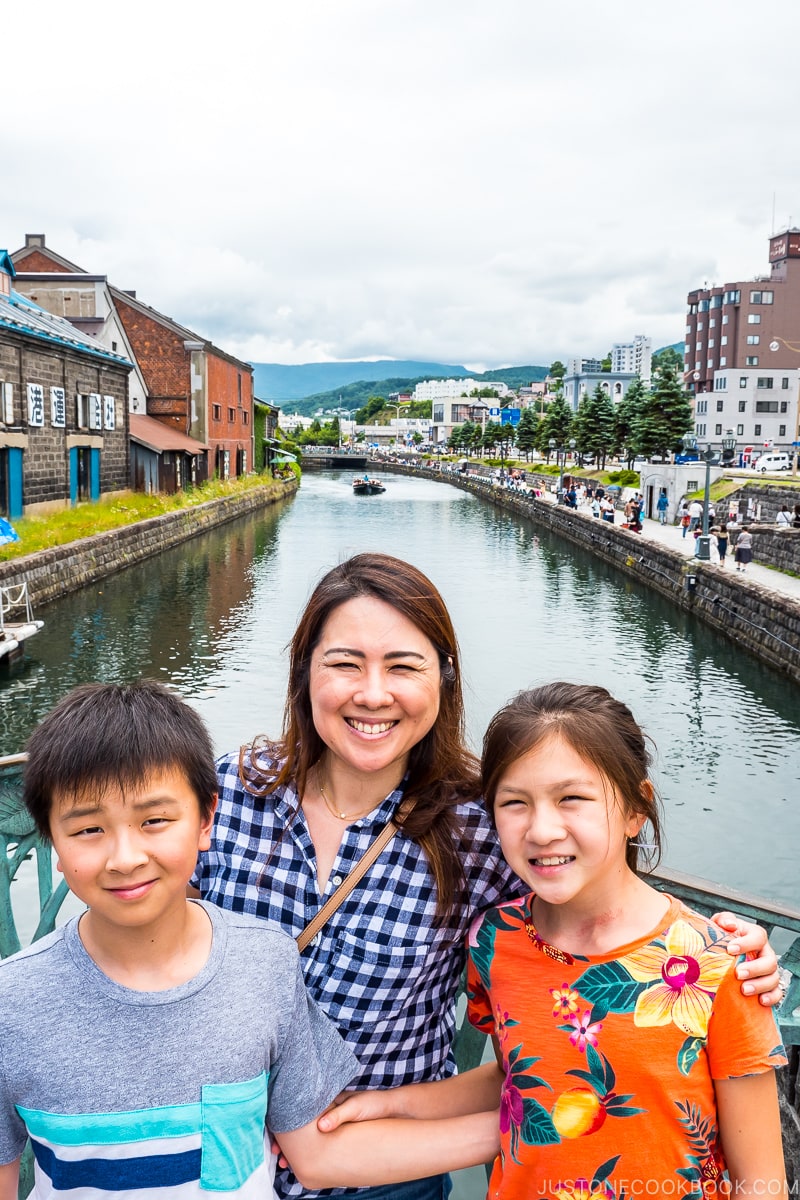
[4,0,799,367]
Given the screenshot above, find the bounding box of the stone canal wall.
[382,463,800,684]
[0,479,298,608]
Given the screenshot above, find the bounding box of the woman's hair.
[243,553,480,917]
[481,681,663,872]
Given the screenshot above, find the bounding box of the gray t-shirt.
[0,901,358,1198]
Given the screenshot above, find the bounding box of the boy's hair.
[24,680,218,839]
[481,681,663,873]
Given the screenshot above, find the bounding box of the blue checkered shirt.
[192,750,523,1198]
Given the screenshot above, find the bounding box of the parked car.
[753,452,790,473]
[674,451,700,464]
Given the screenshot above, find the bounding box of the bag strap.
[296,810,408,953]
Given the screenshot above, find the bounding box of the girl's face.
[493,733,645,911]
[309,596,443,784]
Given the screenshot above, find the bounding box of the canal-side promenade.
[381,462,800,685]
[549,487,800,601]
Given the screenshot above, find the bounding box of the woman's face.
[309,596,443,783]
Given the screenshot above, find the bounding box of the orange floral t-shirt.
[466,894,786,1200]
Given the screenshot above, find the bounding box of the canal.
[1,468,798,913]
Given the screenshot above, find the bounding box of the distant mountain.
[255,360,551,415]
[251,360,470,402]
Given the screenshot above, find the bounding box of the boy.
[0,681,497,1198]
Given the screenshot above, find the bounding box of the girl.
[322,683,787,1198]
[465,683,786,1197]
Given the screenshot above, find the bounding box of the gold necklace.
[318,778,377,822]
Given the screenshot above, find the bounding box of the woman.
[192,553,780,1200]
[716,522,729,568]
[735,526,754,573]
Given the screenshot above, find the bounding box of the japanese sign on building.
[103,395,116,430]
[27,384,44,427]
[89,393,103,431]
[51,387,66,428]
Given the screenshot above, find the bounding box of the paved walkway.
[538,491,800,602]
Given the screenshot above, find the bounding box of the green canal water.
[1,469,797,912]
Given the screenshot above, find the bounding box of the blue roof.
[0,278,131,368]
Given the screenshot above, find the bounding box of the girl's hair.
[242,553,480,917]
[481,681,663,872]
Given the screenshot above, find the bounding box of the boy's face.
[50,768,215,936]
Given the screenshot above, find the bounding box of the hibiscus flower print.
[620,919,734,1038]
[500,1067,524,1135]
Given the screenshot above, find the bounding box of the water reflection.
[0,471,797,906]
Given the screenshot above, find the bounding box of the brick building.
[11,235,254,485]
[685,230,800,407]
[0,252,130,516]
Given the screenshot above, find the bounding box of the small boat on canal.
[0,582,43,664]
[352,475,386,495]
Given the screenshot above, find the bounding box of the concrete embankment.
[383,464,800,685]
[0,479,298,608]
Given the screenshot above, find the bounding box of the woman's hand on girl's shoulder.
[711,913,781,1004]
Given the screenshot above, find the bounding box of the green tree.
[634,363,693,459]
[496,420,516,462]
[537,390,573,455]
[549,360,566,379]
[515,408,539,461]
[459,420,478,455]
[574,384,615,467]
[614,377,648,465]
[481,420,502,455]
[354,395,388,423]
[600,352,612,372]
[651,345,683,374]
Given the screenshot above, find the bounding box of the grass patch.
[0,475,285,563]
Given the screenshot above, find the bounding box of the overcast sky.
[4,0,798,370]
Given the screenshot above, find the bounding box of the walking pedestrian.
[735,526,754,573]
[716,523,729,568]
[688,499,703,532]
[776,504,792,527]
[656,488,669,525]
[680,503,691,538]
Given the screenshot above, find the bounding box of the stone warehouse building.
[0,252,130,517]
[11,235,254,485]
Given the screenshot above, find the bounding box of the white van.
[753,452,791,473]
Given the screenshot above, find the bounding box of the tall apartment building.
[684,230,800,404]
[611,335,652,383]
